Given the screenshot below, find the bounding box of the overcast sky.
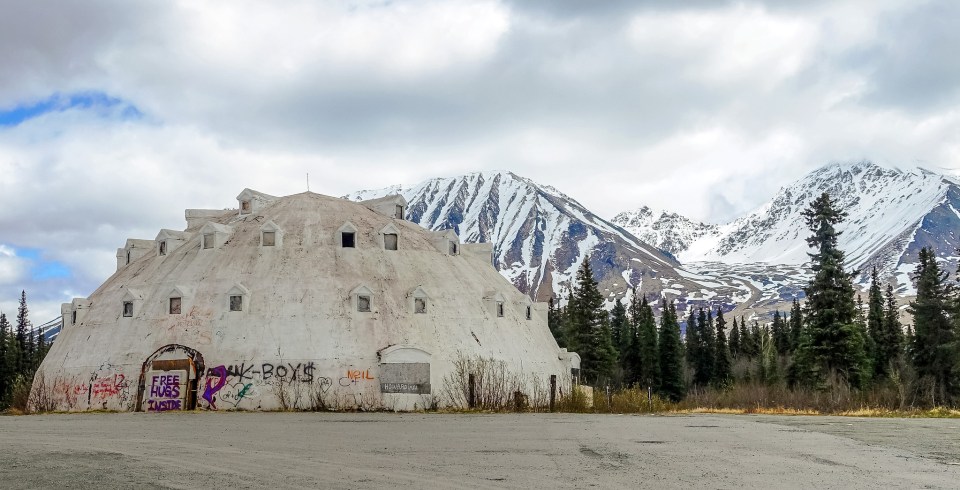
[1,0,959,322]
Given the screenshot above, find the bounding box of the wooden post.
[549,375,557,412]
[468,373,476,409]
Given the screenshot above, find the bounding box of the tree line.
[0,291,50,409]
[551,192,960,407]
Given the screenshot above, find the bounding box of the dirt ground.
[1,412,957,489]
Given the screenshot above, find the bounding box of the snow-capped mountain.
[347,171,687,303]
[611,206,718,258]
[616,161,960,293]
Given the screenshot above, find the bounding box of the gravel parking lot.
[1,412,957,489]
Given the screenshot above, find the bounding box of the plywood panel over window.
[169,297,182,315]
[380,363,430,394]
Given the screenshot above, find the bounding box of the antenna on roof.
[306,172,310,192]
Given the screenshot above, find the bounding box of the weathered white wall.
[35,191,575,412]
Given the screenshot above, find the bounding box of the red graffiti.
[91,374,126,399]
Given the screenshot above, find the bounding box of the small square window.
[341,232,356,248]
[203,234,214,249]
[122,301,134,317]
[415,298,426,314]
[384,233,398,251]
[262,231,276,247]
[71,310,77,325]
[357,295,371,312]
[449,242,458,255]
[395,205,404,219]
[497,301,504,317]
[159,241,167,256]
[526,305,532,320]
[241,200,251,213]
[229,295,243,312]
[169,297,182,315]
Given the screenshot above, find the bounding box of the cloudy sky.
[1,0,959,322]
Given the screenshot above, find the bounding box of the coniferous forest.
[551,192,960,411]
[0,291,51,410]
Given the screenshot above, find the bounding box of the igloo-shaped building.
[34,189,579,411]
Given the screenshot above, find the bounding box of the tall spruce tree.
[771,311,789,355]
[636,296,659,390]
[657,300,685,401]
[793,193,869,388]
[692,308,715,387]
[713,307,732,388]
[565,257,617,384]
[907,247,958,405]
[789,299,803,353]
[877,283,903,377]
[15,290,29,376]
[867,268,885,366]
[548,297,565,348]
[0,313,10,404]
[685,309,698,367]
[610,298,629,364]
[729,316,741,358]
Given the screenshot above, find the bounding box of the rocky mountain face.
[347,172,688,304]
[615,161,960,294]
[611,206,717,259]
[348,162,958,320]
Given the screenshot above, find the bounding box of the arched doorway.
[136,344,205,412]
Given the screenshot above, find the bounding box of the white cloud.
[0,245,27,286]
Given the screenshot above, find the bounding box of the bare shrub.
[556,385,592,413]
[26,373,58,413]
[441,353,524,410]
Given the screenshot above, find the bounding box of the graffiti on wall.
[146,372,185,412]
[340,369,375,387]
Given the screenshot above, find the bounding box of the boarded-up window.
[497,301,504,317]
[229,295,243,312]
[395,205,404,219]
[415,298,426,314]
[449,242,458,255]
[123,301,134,317]
[380,363,430,394]
[241,200,251,213]
[159,241,167,256]
[262,231,276,246]
[358,295,371,312]
[203,234,214,249]
[384,233,398,251]
[526,305,532,320]
[169,297,182,315]
[341,232,355,248]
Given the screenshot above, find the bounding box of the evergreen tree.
[692,308,715,387]
[789,299,803,353]
[793,193,869,388]
[748,320,762,359]
[907,247,958,405]
[547,297,565,348]
[739,317,752,358]
[15,290,29,376]
[729,316,741,358]
[657,300,685,401]
[0,313,10,404]
[771,311,789,355]
[623,289,642,385]
[876,283,904,378]
[565,258,617,384]
[713,307,732,388]
[635,295,659,390]
[867,268,885,366]
[610,298,629,364]
[685,309,698,367]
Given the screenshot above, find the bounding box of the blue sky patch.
[10,247,73,281]
[0,91,143,127]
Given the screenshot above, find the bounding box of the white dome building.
[34,189,579,411]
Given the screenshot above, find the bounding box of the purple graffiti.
[203,365,228,409]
